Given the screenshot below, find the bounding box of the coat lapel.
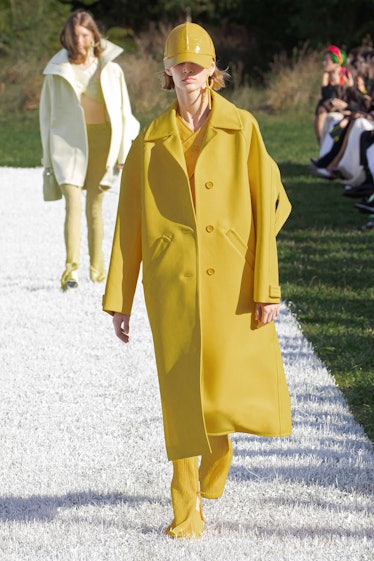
[144,101,187,174]
[200,92,243,155]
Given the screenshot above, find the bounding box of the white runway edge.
[0,167,373,561]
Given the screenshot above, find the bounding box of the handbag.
[43,168,62,201]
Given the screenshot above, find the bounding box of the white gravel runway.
[0,167,373,560]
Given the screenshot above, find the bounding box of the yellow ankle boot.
[165,457,204,539]
[199,435,233,499]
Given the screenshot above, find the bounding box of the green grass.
[259,110,374,442]
[1,107,373,442]
[0,112,42,167]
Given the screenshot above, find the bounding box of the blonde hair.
[59,9,103,63]
[162,66,230,91]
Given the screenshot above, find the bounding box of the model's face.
[166,61,215,93]
[323,53,339,72]
[74,25,94,55]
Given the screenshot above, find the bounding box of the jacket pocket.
[151,233,174,261]
[143,233,174,284]
[225,228,254,267]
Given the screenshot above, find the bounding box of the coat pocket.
[142,233,174,285]
[150,233,174,262]
[225,228,254,268]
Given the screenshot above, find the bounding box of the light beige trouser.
[60,123,111,276]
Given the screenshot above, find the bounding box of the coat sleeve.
[39,75,53,168]
[247,116,291,304]
[117,67,140,164]
[102,134,143,315]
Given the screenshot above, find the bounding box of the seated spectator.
[346,70,373,114]
[344,129,374,200]
[311,115,374,183]
[350,47,374,99]
[337,117,374,185]
[344,122,374,231]
[310,50,374,183]
[314,45,354,143]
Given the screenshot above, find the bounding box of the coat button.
[205,181,213,189]
[205,225,214,233]
[206,268,215,275]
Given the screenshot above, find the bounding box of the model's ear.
[165,68,172,76]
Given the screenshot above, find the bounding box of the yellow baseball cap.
[163,22,216,70]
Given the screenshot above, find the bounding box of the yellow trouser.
[166,434,233,538]
[199,434,233,499]
[60,123,111,277]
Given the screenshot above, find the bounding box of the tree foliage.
[0,0,373,87]
[61,0,374,51]
[0,0,70,59]
[1,0,374,68]
[50,0,374,78]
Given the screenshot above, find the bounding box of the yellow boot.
[165,457,204,539]
[199,435,233,499]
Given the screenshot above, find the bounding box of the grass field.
[260,111,374,442]
[1,107,373,442]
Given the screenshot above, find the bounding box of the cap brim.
[164,53,214,70]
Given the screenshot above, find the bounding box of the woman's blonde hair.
[161,65,230,91]
[59,9,103,63]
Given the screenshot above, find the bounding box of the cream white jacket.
[39,40,140,189]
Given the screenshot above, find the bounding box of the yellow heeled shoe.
[165,458,204,539]
[90,266,106,283]
[61,263,79,291]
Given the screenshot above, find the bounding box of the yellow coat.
[103,92,292,460]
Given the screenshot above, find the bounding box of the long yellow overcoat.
[103,91,292,460]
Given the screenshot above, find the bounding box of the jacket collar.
[144,91,243,142]
[43,39,123,76]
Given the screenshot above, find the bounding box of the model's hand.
[255,303,280,328]
[328,98,347,112]
[330,68,342,85]
[321,71,329,86]
[113,312,130,343]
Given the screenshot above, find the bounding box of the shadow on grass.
[0,491,163,523]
